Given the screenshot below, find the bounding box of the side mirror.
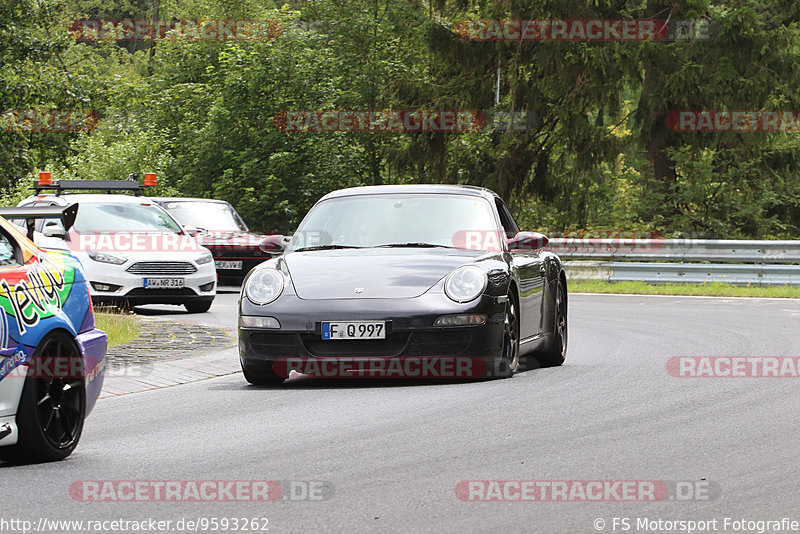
[506,231,549,251]
[259,234,286,254]
[182,225,202,237]
[42,220,67,239]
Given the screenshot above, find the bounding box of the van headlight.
[88,251,127,265]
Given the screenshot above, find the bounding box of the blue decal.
[0,348,30,382]
[0,308,7,349]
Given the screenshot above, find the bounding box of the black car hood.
[285,249,481,299]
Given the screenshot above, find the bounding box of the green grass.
[95,311,140,346]
[569,280,800,298]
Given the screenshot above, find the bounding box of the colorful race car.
[0,210,107,463]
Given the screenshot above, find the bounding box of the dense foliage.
[2,0,800,237]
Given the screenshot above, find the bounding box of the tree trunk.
[147,0,160,75]
[641,1,677,222]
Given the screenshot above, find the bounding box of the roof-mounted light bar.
[31,172,157,196]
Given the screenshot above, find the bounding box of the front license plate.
[215,260,243,270]
[143,278,185,289]
[322,321,386,340]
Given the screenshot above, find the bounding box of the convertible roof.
[319,184,498,201]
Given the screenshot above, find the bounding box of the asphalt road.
[131,284,242,329]
[2,293,800,534]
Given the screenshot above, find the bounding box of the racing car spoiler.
[0,204,79,240]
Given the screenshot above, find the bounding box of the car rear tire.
[535,279,567,368]
[242,365,285,386]
[184,300,213,313]
[0,332,85,464]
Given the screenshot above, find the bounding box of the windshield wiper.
[374,242,455,249]
[294,244,364,252]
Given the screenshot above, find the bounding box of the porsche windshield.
[73,203,183,232]
[291,193,498,251]
[161,201,248,232]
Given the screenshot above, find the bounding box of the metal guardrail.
[549,239,800,286]
[547,239,800,263]
[564,261,800,286]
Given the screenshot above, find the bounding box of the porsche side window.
[0,232,19,268]
[495,199,519,236]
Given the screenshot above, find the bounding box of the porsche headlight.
[245,268,285,305]
[444,266,487,303]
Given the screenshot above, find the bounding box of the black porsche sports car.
[238,184,567,384]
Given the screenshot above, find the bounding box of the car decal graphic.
[0,423,11,441]
[0,254,75,335]
[0,307,7,348]
[0,348,30,382]
[85,356,106,384]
